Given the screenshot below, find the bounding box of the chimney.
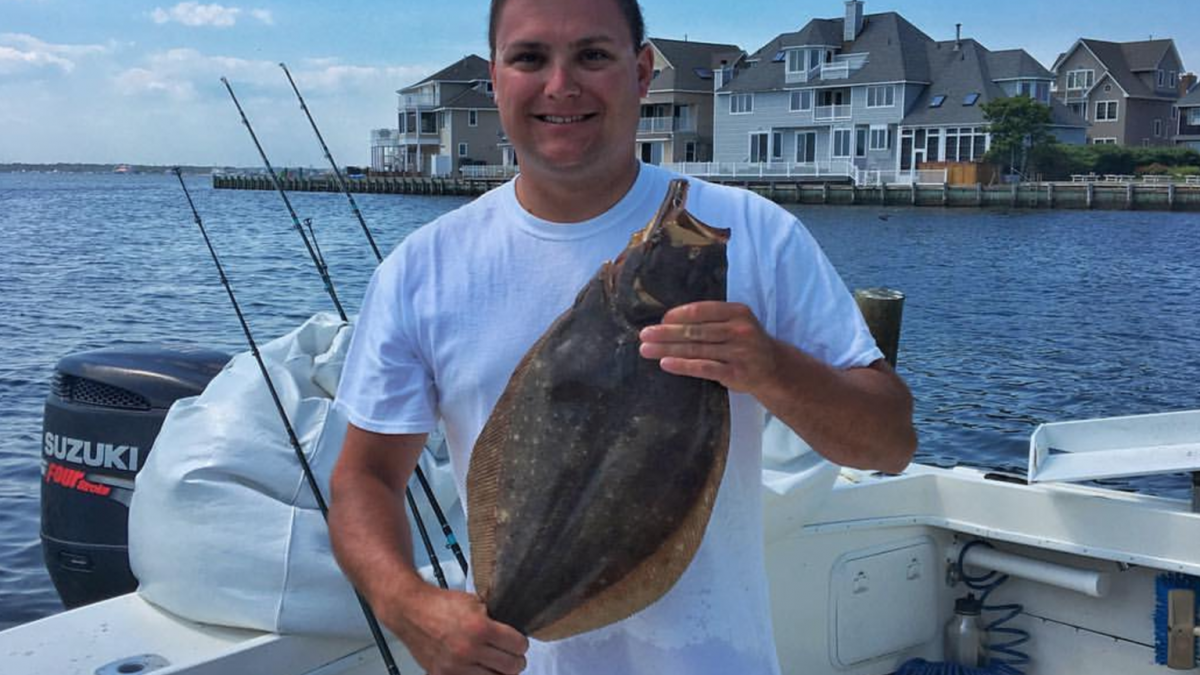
[954,23,962,51]
[844,0,864,42]
[1181,72,1197,96]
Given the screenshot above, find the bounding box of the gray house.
[639,38,743,165]
[1177,85,1200,151]
[712,1,1084,181]
[1051,38,1184,146]
[385,55,504,176]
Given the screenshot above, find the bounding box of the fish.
[466,178,732,641]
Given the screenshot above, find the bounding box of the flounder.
[467,178,732,640]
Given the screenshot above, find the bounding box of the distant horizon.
[3,0,1199,166]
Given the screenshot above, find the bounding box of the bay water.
[1,171,1198,629]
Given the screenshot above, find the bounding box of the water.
[1,172,1198,629]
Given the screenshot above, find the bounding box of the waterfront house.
[710,0,1084,184]
[1176,84,1200,151]
[1051,38,1184,146]
[639,38,743,166]
[373,55,503,176]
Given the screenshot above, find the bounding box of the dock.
[213,174,1200,212]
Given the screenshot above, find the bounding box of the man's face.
[489,0,652,185]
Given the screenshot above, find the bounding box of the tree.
[982,96,1056,180]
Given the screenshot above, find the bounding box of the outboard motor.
[41,345,230,608]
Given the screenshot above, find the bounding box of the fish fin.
[532,398,732,641]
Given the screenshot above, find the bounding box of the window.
[1092,137,1117,145]
[789,90,813,111]
[1095,101,1118,121]
[929,94,946,108]
[866,85,895,108]
[468,110,478,127]
[869,126,891,150]
[772,132,783,160]
[1170,71,1178,87]
[1103,84,1112,93]
[1154,119,1163,137]
[773,51,787,63]
[832,129,852,158]
[693,67,713,80]
[942,127,988,161]
[856,128,868,157]
[1067,69,1095,90]
[749,132,769,163]
[730,94,753,114]
[1036,82,1050,103]
[795,132,816,163]
[963,92,980,106]
[1192,109,1200,126]
[458,142,468,157]
[1158,70,1165,88]
[684,141,697,162]
[787,50,805,72]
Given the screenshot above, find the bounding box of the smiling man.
[329,0,916,673]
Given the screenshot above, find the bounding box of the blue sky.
[2,0,1198,167]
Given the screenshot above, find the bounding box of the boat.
[113,164,132,174]
[7,347,1200,675]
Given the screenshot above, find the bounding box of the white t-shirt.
[336,163,882,675]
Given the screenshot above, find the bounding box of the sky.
[2,0,1199,167]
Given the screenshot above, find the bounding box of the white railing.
[785,69,811,84]
[371,129,398,144]
[400,94,437,108]
[636,117,697,133]
[814,104,852,121]
[1187,176,1200,186]
[460,165,518,179]
[854,168,948,186]
[665,161,856,179]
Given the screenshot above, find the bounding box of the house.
[638,38,743,166]
[1176,84,1200,151]
[711,1,1084,181]
[1051,38,1185,146]
[378,55,504,176]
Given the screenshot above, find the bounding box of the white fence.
[664,161,857,179]
[460,165,519,179]
[854,168,949,186]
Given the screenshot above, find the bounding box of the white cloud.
[0,33,111,74]
[149,3,275,28]
[113,67,196,98]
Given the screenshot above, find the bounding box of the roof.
[1179,84,1200,107]
[723,12,934,94]
[988,49,1052,80]
[1071,39,1178,100]
[648,37,742,92]
[402,55,490,92]
[442,88,497,110]
[902,39,1009,126]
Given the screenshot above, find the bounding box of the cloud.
[150,3,274,28]
[0,33,111,74]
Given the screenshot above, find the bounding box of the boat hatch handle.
[94,654,170,675]
[948,542,1111,598]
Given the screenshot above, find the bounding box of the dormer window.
[773,51,787,63]
[693,67,713,80]
[930,95,946,108]
[787,50,805,72]
[963,92,980,106]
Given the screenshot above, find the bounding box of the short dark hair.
[488,0,646,58]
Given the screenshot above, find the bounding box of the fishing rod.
[219,77,451,592]
[220,76,347,321]
[280,62,383,262]
[278,65,469,576]
[171,168,401,675]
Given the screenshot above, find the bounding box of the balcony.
[814,105,852,121]
[637,116,698,134]
[399,93,438,110]
[820,54,868,81]
[785,67,818,85]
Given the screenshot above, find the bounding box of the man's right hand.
[384,585,529,675]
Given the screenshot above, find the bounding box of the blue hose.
[956,540,1031,675]
[895,658,997,675]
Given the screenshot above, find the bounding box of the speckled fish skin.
[467,179,732,640]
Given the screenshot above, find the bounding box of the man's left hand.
[638,301,779,394]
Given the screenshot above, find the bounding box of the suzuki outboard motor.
[41,345,230,608]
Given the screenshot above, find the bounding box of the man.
[329,0,917,673]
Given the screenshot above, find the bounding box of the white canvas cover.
[128,313,465,638]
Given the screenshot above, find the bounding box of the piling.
[854,288,905,368]
[1126,182,1135,210]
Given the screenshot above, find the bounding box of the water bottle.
[944,593,988,667]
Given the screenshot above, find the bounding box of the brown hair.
[488,0,646,57]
